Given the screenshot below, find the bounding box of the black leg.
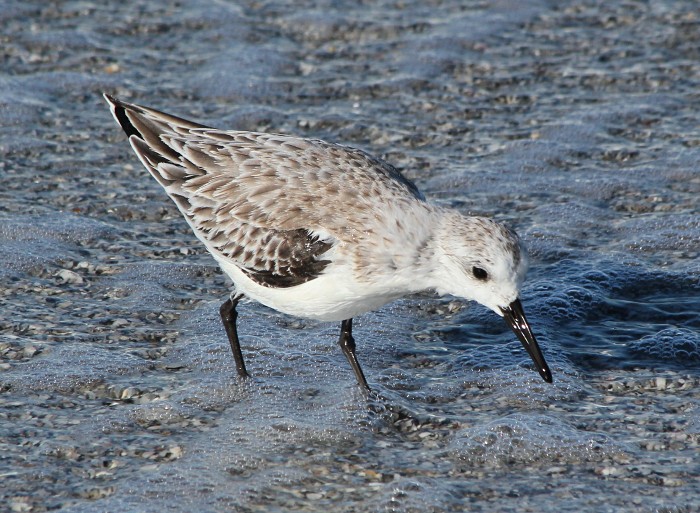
[338,319,371,391]
[220,296,249,379]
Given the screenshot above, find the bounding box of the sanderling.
[104,94,552,391]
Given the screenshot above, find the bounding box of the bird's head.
[433,212,552,383]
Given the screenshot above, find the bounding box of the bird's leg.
[338,319,371,391]
[220,295,249,379]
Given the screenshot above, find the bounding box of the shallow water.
[1,1,699,512]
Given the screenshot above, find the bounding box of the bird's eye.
[472,266,489,281]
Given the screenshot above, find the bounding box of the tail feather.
[104,94,201,167]
[105,94,142,139]
[128,136,174,188]
[103,93,209,134]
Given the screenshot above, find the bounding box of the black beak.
[500,298,553,383]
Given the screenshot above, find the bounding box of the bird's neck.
[397,205,455,294]
[419,208,472,297]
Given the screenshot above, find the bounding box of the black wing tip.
[103,93,140,112]
[103,92,118,105]
[103,92,144,140]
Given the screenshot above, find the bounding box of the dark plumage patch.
[113,104,142,139]
[240,230,333,288]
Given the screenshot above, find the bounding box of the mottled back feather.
[105,95,425,287]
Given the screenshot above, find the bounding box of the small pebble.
[9,500,31,513]
[56,269,84,285]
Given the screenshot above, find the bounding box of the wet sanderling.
[104,94,552,391]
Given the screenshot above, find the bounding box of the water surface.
[1,1,699,512]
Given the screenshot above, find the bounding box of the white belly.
[217,257,407,322]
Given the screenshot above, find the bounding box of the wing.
[104,94,424,287]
